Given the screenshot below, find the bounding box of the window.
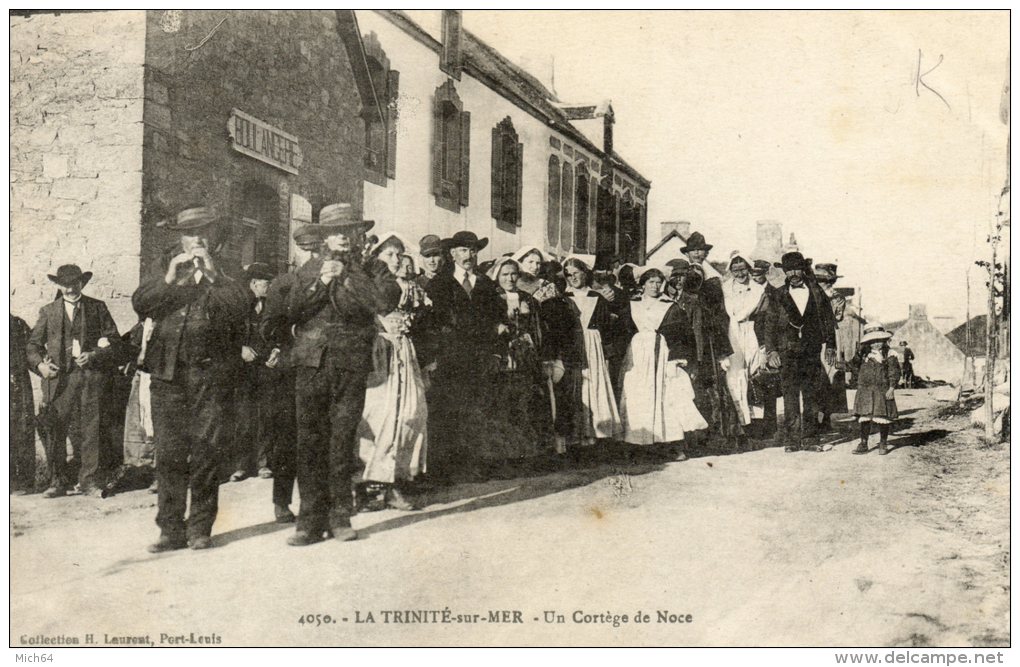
[363,32,399,186]
[574,164,589,251]
[227,181,278,270]
[588,176,598,253]
[547,155,560,247]
[491,117,523,227]
[432,80,470,212]
[560,161,574,251]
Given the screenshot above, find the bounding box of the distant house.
[645,221,689,263]
[889,304,966,383]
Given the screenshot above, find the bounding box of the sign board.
[228,109,302,174]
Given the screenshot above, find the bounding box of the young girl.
[851,324,901,455]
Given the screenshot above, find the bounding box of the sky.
[461,10,1010,324]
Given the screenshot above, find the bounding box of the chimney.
[660,220,690,240]
[440,10,463,79]
[750,220,783,262]
[909,304,928,321]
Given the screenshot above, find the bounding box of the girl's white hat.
[511,245,546,266]
[370,231,418,258]
[564,253,597,270]
[861,322,893,344]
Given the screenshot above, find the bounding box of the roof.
[645,230,687,259]
[946,315,991,357]
[375,10,651,188]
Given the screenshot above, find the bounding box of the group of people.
[10,203,903,552]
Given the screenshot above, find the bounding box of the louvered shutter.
[431,96,443,196]
[491,126,502,220]
[458,111,471,207]
[515,142,524,226]
[385,70,399,180]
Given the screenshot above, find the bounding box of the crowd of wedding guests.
[11,203,888,551]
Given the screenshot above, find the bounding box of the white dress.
[619,297,707,445]
[358,313,428,483]
[567,291,622,441]
[723,279,765,426]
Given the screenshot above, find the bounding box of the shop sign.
[228,109,302,174]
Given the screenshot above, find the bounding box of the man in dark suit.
[764,252,837,453]
[284,204,399,546]
[425,231,505,482]
[133,206,249,552]
[27,265,121,497]
[749,259,781,439]
[229,262,279,483]
[258,224,324,524]
[10,314,37,495]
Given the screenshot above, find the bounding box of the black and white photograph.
[7,7,1012,655]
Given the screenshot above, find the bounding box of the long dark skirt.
[478,370,554,462]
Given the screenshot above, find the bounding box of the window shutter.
[491,126,502,221]
[458,110,471,207]
[514,142,524,226]
[385,70,399,180]
[431,97,443,197]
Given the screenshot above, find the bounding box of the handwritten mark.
[916,49,951,111]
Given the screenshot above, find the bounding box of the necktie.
[255,298,264,315]
[461,272,473,296]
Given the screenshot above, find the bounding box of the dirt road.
[10,388,1009,647]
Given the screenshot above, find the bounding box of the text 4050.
[298,614,337,626]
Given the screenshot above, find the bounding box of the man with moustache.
[133,206,249,551]
[28,264,121,497]
[764,252,838,453]
[284,204,399,545]
[425,231,504,482]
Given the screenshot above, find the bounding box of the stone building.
[889,304,967,383]
[10,9,382,328]
[354,10,651,267]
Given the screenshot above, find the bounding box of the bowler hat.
[899,341,908,346]
[318,203,374,235]
[750,259,772,275]
[419,234,444,257]
[681,231,713,253]
[166,206,220,232]
[243,262,274,282]
[861,323,893,344]
[775,251,807,272]
[443,230,489,252]
[47,264,92,288]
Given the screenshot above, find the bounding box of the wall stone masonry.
[10,11,146,329]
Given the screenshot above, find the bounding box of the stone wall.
[10,11,147,329]
[140,10,367,280]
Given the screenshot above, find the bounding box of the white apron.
[568,292,622,441]
[723,279,764,426]
[619,298,707,445]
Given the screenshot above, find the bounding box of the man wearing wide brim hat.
[763,251,839,453]
[813,262,849,431]
[253,222,332,526]
[283,204,400,546]
[133,205,250,552]
[424,229,504,483]
[27,263,122,498]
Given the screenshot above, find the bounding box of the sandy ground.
[9,387,1009,647]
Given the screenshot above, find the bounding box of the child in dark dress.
[850,324,900,455]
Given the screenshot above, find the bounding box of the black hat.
[243,262,274,282]
[166,206,220,232]
[419,234,444,257]
[750,259,772,275]
[292,224,323,248]
[442,230,489,252]
[681,231,713,253]
[775,251,807,272]
[47,264,92,288]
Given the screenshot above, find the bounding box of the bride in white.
[619,266,707,454]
